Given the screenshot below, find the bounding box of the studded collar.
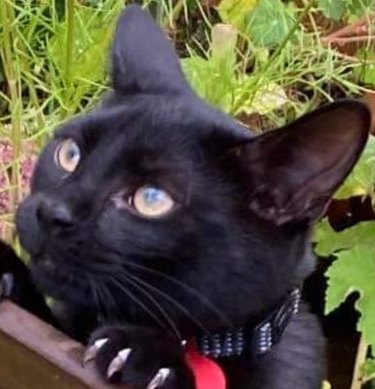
[193,288,301,360]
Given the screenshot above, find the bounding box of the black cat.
[0,5,371,389]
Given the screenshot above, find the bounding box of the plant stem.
[0,1,22,236]
[322,12,375,41]
[350,335,368,389]
[322,35,375,44]
[65,0,75,86]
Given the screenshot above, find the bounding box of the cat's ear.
[235,100,371,225]
[111,5,191,95]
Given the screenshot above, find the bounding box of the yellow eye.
[54,139,81,173]
[132,186,175,218]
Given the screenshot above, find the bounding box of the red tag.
[185,345,226,389]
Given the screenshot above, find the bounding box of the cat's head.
[16,5,370,334]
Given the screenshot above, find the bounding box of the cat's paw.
[84,326,195,389]
[0,240,25,302]
[0,240,55,323]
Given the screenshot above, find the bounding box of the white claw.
[83,338,108,365]
[146,368,172,389]
[107,348,132,379]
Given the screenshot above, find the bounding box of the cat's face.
[16,6,370,335]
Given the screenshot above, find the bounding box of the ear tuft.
[111,5,191,95]
[238,100,371,225]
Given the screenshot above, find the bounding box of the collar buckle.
[251,288,300,357]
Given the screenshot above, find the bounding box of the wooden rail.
[0,300,115,389]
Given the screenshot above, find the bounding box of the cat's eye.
[130,186,175,218]
[54,138,81,173]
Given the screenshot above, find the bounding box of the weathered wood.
[0,300,115,389]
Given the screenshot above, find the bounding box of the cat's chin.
[30,256,94,308]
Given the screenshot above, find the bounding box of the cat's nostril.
[37,198,75,230]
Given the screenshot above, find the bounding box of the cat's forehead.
[48,96,219,193]
[52,95,251,181]
[56,95,211,150]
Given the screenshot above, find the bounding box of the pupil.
[144,188,162,205]
[67,146,78,160]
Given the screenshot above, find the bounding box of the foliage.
[0,0,123,239]
[318,0,375,20]
[217,0,258,30]
[245,0,296,48]
[318,0,346,21]
[356,49,375,87]
[218,0,296,48]
[362,359,375,386]
[335,136,375,199]
[315,221,375,347]
[314,134,375,384]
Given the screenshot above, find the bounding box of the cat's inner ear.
[111,5,191,95]
[234,100,371,225]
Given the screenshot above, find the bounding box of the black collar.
[194,288,301,359]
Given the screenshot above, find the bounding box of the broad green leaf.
[347,0,375,17]
[335,136,375,199]
[182,25,240,113]
[245,0,296,48]
[217,0,258,30]
[314,220,375,257]
[182,54,236,113]
[326,243,375,349]
[236,78,289,115]
[318,0,346,21]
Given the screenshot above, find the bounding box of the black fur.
[1,5,371,389]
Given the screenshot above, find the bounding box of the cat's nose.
[37,197,75,231]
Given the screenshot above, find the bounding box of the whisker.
[123,271,212,335]
[98,281,122,322]
[115,272,182,341]
[89,277,101,312]
[121,260,230,326]
[109,276,166,329]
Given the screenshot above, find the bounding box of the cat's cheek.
[16,195,44,256]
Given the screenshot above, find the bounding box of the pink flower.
[0,139,37,239]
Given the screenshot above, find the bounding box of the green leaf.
[335,136,375,199]
[245,0,296,48]
[347,0,375,17]
[181,25,240,113]
[217,0,258,30]
[182,53,236,113]
[317,0,346,21]
[236,78,289,115]
[324,231,375,349]
[314,220,375,257]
